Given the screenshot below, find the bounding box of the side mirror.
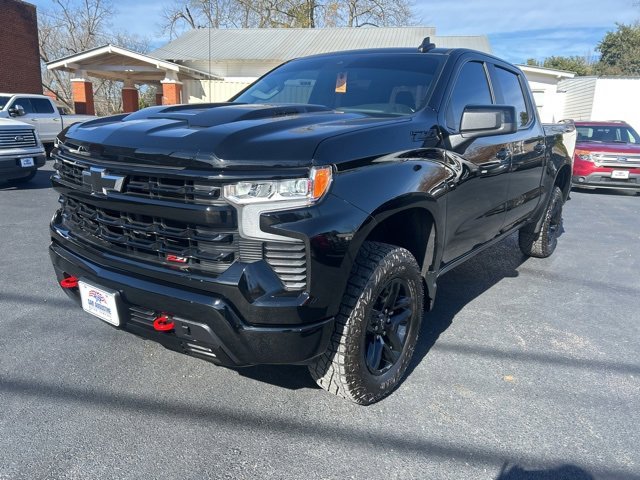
[460,105,517,139]
[8,105,26,117]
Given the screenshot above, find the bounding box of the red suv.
[572,121,640,191]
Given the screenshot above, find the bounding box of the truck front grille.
[54,155,223,205]
[0,129,37,149]
[54,152,308,290]
[61,197,238,274]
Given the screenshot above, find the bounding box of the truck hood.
[576,141,640,155]
[62,103,410,169]
[0,117,33,130]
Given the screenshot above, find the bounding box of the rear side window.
[446,61,492,131]
[493,67,530,128]
[31,98,55,114]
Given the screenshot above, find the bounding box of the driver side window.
[446,62,492,131]
[9,98,34,114]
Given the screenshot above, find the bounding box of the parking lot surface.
[1,163,639,480]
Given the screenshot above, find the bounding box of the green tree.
[526,56,593,76]
[596,22,640,75]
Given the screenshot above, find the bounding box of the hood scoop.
[146,103,332,128]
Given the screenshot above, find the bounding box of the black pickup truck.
[50,40,576,405]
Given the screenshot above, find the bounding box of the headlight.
[575,149,593,161]
[224,166,332,205]
[224,166,333,242]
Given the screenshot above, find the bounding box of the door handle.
[53,117,60,121]
[30,118,38,121]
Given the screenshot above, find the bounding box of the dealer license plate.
[78,281,120,326]
[20,157,34,168]
[611,170,629,179]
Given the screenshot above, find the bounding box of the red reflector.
[166,254,188,263]
[60,276,79,289]
[153,315,175,332]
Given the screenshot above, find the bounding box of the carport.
[46,44,221,115]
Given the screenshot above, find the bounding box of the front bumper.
[50,241,334,367]
[0,152,46,181]
[572,173,640,191]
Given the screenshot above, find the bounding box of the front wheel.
[308,241,424,405]
[519,186,564,258]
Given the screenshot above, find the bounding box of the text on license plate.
[611,170,629,179]
[78,281,120,326]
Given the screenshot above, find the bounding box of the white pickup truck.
[0,93,96,154]
[0,118,46,184]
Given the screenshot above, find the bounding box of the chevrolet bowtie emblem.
[82,167,125,195]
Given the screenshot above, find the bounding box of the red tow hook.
[153,315,175,332]
[60,276,79,289]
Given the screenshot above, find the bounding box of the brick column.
[70,70,95,115]
[161,71,183,105]
[155,92,163,106]
[121,81,138,113]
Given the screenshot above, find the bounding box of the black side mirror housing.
[460,105,517,139]
[8,105,26,117]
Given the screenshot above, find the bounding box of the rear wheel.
[308,241,423,405]
[519,186,564,258]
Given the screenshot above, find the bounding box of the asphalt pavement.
[1,163,638,480]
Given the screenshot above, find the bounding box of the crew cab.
[572,121,640,191]
[0,118,46,184]
[49,40,576,404]
[0,93,96,154]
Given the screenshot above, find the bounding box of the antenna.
[418,37,436,53]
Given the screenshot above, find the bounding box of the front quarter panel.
[260,152,453,317]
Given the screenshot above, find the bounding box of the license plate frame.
[78,281,121,327]
[20,157,35,168]
[611,170,630,180]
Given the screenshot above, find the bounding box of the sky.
[31,0,639,64]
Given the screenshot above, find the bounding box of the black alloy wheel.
[364,277,413,375]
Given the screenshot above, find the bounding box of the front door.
[439,60,511,264]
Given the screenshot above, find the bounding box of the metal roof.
[47,44,221,82]
[151,27,492,63]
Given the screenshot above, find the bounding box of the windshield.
[0,95,11,110]
[576,125,640,144]
[233,53,444,117]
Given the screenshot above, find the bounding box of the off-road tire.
[309,241,424,405]
[519,185,564,258]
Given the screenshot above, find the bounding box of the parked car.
[49,40,576,404]
[0,118,46,184]
[572,120,640,192]
[0,93,96,155]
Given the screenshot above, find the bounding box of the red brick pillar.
[161,82,182,105]
[155,92,163,106]
[71,73,95,115]
[122,87,139,113]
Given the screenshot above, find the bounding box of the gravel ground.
[1,163,638,480]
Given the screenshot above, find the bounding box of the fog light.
[578,177,585,183]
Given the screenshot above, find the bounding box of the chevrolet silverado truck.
[572,120,640,191]
[49,40,576,404]
[0,118,46,184]
[0,93,96,155]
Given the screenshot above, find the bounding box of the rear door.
[439,59,511,264]
[28,97,60,143]
[489,64,546,230]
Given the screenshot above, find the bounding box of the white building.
[559,77,640,132]
[517,64,576,123]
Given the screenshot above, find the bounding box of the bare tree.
[39,0,150,115]
[160,0,414,36]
